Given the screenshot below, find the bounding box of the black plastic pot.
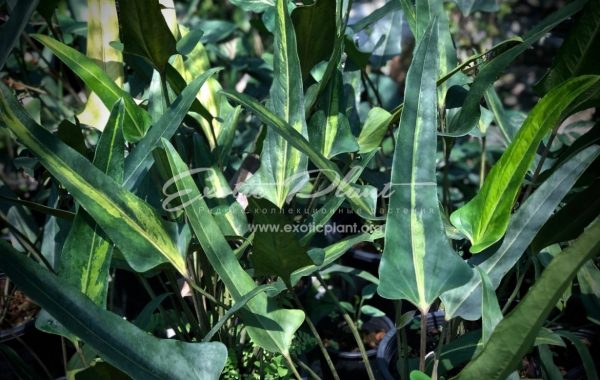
[320,315,394,379]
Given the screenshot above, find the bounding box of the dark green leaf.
[455,218,600,380]
[377,18,471,312]
[0,241,227,380]
[116,0,177,74]
[0,0,38,69]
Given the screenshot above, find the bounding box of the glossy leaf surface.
[451,76,600,252]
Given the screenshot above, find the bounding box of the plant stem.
[283,353,303,380]
[315,274,376,380]
[289,290,341,380]
[297,359,322,380]
[419,310,428,372]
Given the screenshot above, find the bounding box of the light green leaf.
[377,19,471,312]
[454,218,600,380]
[0,83,187,276]
[242,0,309,208]
[443,0,587,136]
[451,76,600,253]
[536,0,600,95]
[222,90,377,217]
[32,34,151,142]
[357,107,392,154]
[116,0,177,74]
[77,0,124,129]
[159,139,305,355]
[442,146,600,320]
[0,241,227,380]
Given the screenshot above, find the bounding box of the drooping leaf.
[241,0,309,208]
[455,217,600,380]
[377,19,471,312]
[442,146,600,320]
[0,0,38,69]
[78,0,124,129]
[0,241,227,380]
[450,76,600,253]
[248,199,312,287]
[115,0,177,74]
[292,0,336,80]
[443,0,588,136]
[123,68,221,189]
[0,83,187,276]
[556,331,599,380]
[159,139,305,355]
[536,0,600,95]
[32,34,151,142]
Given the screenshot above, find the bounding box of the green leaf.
[242,0,309,208]
[308,70,359,158]
[357,107,392,154]
[222,90,377,217]
[248,199,312,287]
[159,139,305,355]
[442,146,600,320]
[0,0,38,69]
[536,0,600,95]
[292,0,336,80]
[58,101,125,308]
[377,19,471,312]
[32,34,151,142]
[478,268,502,346]
[0,83,187,276]
[451,0,498,16]
[77,0,124,129]
[228,0,274,13]
[451,76,600,253]
[556,331,599,380]
[116,0,177,74]
[577,259,600,325]
[123,68,221,189]
[410,370,432,380]
[454,218,600,380]
[443,0,587,136]
[0,241,227,380]
[532,179,600,252]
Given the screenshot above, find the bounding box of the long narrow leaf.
[455,218,600,380]
[0,241,226,380]
[451,76,600,252]
[377,19,471,312]
[0,83,186,276]
[442,146,600,320]
[32,34,151,142]
[159,139,305,355]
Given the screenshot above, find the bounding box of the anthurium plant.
[0,0,599,379]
